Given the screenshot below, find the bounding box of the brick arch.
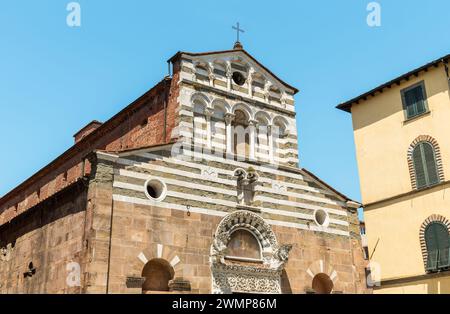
[419,214,450,270]
[406,135,444,189]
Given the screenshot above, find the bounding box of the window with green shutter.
[412,142,439,189]
[425,222,450,271]
[401,82,428,119]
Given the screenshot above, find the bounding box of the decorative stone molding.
[204,107,215,118]
[264,81,272,102]
[211,263,282,294]
[208,62,215,86]
[126,276,145,289]
[0,243,14,262]
[280,91,288,108]
[419,214,450,271]
[201,167,218,179]
[272,182,287,192]
[407,135,445,189]
[210,210,292,294]
[169,278,192,292]
[224,113,235,125]
[234,168,260,205]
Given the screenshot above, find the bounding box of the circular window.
[144,178,167,202]
[314,209,330,228]
[232,72,246,86]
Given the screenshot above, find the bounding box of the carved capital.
[248,119,258,127]
[0,243,14,262]
[204,107,214,119]
[224,113,235,125]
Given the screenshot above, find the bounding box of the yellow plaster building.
[338,54,450,293]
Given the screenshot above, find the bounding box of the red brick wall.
[0,67,181,226]
[0,183,88,293]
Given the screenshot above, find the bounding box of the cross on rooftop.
[232,22,245,47]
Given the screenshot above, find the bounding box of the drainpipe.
[163,78,168,143]
[164,60,173,144]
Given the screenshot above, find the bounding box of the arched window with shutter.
[412,142,439,189]
[425,222,450,272]
[407,136,444,190]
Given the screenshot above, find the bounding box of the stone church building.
[0,42,368,294]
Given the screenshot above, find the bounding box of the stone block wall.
[0,183,88,293]
[104,202,368,294]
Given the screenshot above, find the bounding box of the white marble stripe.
[114,176,236,196]
[267,219,349,236]
[179,80,296,114]
[182,149,305,180]
[179,121,225,131]
[117,163,342,210]
[254,154,294,164]
[255,195,347,217]
[113,194,227,217]
[256,186,347,207]
[138,252,148,264]
[274,138,297,145]
[210,142,226,150]
[116,158,234,186]
[113,178,349,225]
[179,110,193,117]
[170,256,180,267]
[179,135,297,157]
[193,129,226,139]
[157,244,163,258]
[127,152,339,203]
[112,195,349,236]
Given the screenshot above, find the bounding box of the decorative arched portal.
[210,210,292,294]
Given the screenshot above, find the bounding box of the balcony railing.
[427,248,450,272]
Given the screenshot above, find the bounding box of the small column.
[280,90,287,109]
[249,120,257,160]
[268,124,274,163]
[264,80,272,103]
[247,67,255,97]
[226,61,232,91]
[224,113,235,156]
[208,62,215,87]
[205,108,214,149]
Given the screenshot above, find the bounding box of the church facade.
[0,44,368,294]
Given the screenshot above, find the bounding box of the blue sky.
[0,1,449,220]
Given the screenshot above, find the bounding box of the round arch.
[211,98,231,114]
[254,111,271,126]
[232,103,253,120]
[419,214,450,270]
[190,92,210,108]
[407,135,445,189]
[141,258,175,293]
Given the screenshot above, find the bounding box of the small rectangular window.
[401,82,428,119]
